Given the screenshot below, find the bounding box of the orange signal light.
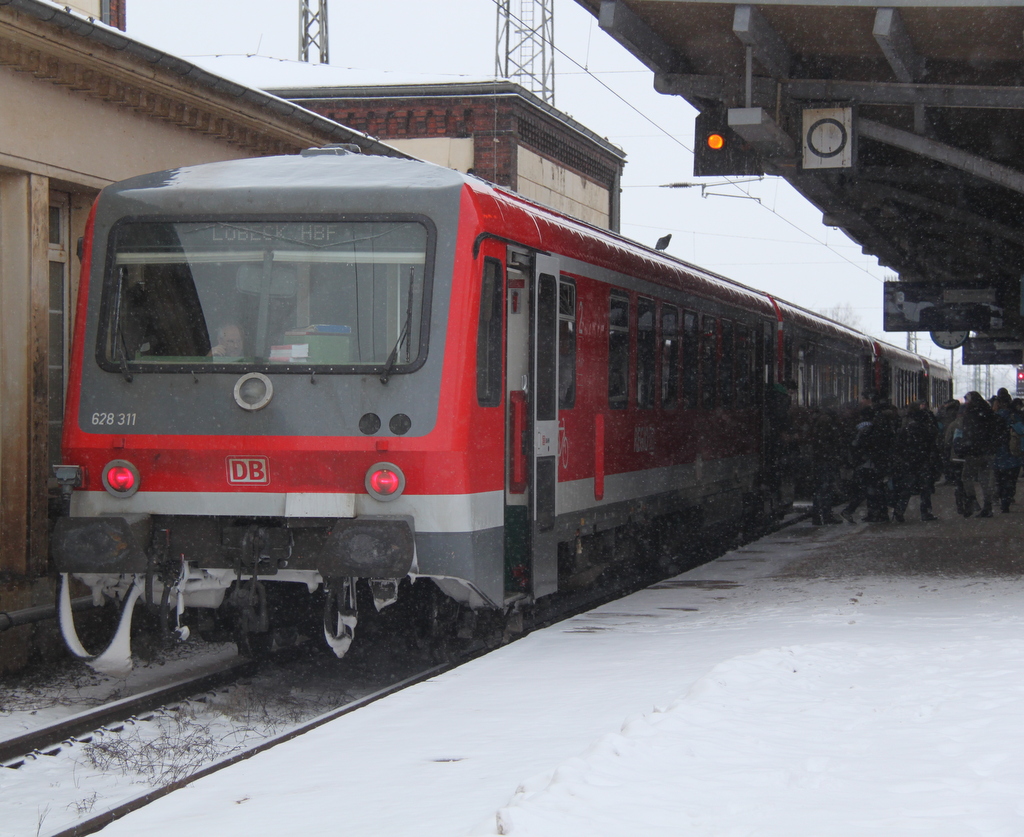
[706,133,725,151]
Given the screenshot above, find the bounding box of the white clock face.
[931,330,969,350]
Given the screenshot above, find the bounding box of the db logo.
[226,456,270,485]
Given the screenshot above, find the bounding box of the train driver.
[209,323,244,358]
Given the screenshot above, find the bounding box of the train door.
[530,255,560,597]
[503,251,559,600]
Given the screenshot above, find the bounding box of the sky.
[10,503,1024,836]
[122,0,1014,389]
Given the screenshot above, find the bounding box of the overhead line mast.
[299,0,329,64]
[495,0,555,105]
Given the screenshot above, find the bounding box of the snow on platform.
[99,487,1024,836]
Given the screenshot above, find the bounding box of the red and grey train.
[52,149,951,671]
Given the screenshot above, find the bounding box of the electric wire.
[488,0,885,281]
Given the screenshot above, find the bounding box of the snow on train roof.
[104,151,466,197]
[98,152,947,376]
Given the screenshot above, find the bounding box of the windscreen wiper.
[113,271,133,383]
[379,268,416,385]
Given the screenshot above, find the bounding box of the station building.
[272,81,626,233]
[0,0,401,672]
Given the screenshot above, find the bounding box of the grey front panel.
[79,156,467,439]
[415,528,504,607]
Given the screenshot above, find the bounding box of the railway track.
[4,509,811,836]
[44,662,452,837]
[2,641,457,837]
[0,659,257,767]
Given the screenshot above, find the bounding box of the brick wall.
[304,92,621,196]
[108,0,127,30]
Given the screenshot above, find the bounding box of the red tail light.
[365,462,405,501]
[102,460,140,497]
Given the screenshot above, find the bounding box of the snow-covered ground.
[72,495,1024,837]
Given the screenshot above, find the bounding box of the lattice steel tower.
[299,0,330,64]
[495,0,555,105]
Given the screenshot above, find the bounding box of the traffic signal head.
[693,109,764,177]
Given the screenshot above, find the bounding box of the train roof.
[97,151,948,377]
[101,150,466,204]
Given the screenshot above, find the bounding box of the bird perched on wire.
[655,234,672,251]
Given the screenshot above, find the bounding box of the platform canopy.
[575,0,1024,349]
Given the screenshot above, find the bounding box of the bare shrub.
[82,707,225,785]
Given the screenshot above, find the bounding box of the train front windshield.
[99,219,431,373]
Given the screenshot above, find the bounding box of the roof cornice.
[0,0,408,158]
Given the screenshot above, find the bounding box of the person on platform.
[841,405,889,524]
[873,398,901,513]
[891,400,941,522]
[958,391,1000,518]
[763,379,796,512]
[936,399,961,486]
[808,396,846,525]
[992,389,1024,513]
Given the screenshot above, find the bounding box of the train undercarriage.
[54,490,758,676]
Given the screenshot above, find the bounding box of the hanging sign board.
[961,339,1024,366]
[884,282,1002,332]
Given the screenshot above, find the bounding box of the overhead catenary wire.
[486,0,885,282]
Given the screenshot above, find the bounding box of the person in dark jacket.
[992,391,1024,512]
[808,396,845,524]
[763,380,793,502]
[841,405,889,523]
[958,391,999,517]
[936,399,961,486]
[891,401,941,522]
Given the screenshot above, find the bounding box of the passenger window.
[736,325,753,408]
[636,297,655,409]
[476,257,504,407]
[720,319,734,407]
[558,281,576,409]
[536,274,558,422]
[608,293,630,409]
[682,310,698,409]
[661,304,679,409]
[701,315,718,410]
